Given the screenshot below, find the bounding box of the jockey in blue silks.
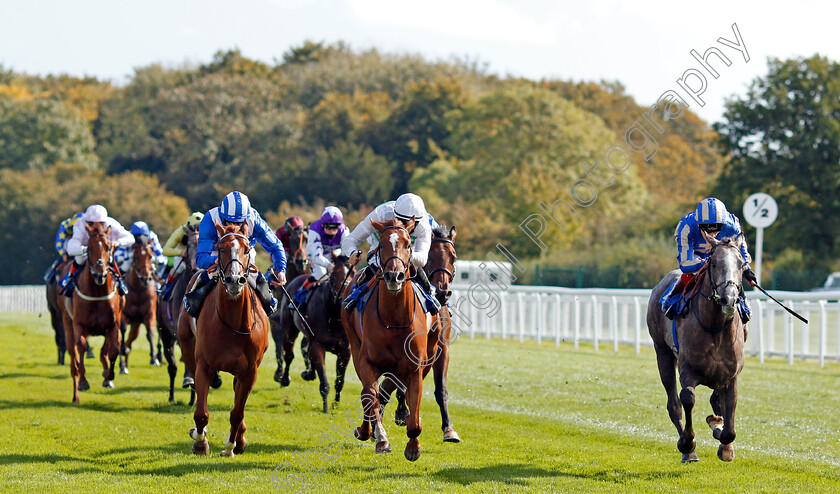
[115,221,166,274]
[661,197,757,320]
[183,191,287,318]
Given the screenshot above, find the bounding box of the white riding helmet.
[393,193,426,223]
[84,204,108,222]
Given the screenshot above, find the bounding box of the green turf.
[1,312,839,493]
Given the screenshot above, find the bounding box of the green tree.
[714,55,840,267]
[0,97,97,171]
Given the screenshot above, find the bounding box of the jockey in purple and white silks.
[661,197,757,320]
[59,204,134,296]
[183,191,287,318]
[305,206,349,285]
[341,193,440,314]
[115,221,166,274]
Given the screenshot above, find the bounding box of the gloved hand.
[347,250,362,266]
[743,268,757,287]
[266,268,286,286]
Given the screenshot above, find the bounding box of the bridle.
[215,231,258,335]
[696,243,743,306]
[87,232,114,282]
[376,225,412,279]
[427,237,456,283]
[131,242,155,287]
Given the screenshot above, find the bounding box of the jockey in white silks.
[340,193,440,314]
[59,204,135,296]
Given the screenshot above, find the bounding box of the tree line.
[1,44,837,286]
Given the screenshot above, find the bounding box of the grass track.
[1,312,839,493]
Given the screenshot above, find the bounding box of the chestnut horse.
[179,222,270,456]
[648,236,748,462]
[277,255,355,412]
[341,218,438,461]
[120,240,160,373]
[270,217,308,382]
[58,222,124,403]
[157,227,202,404]
[381,224,461,442]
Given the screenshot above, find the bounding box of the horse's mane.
[432,225,451,239]
[380,217,404,229]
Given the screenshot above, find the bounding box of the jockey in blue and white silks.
[341,193,440,314]
[115,221,166,273]
[184,191,287,318]
[661,197,757,320]
[58,205,134,296]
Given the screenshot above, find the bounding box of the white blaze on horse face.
[389,233,399,253]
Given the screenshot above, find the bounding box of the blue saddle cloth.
[349,279,440,315]
[292,284,315,310]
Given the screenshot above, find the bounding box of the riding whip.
[271,268,316,336]
[752,284,809,324]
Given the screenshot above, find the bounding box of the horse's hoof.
[102,380,114,389]
[677,437,695,455]
[706,415,724,440]
[210,373,223,389]
[376,440,392,454]
[119,366,129,375]
[279,375,290,387]
[85,349,95,359]
[394,414,407,427]
[300,370,316,381]
[354,427,370,441]
[151,357,160,366]
[192,439,209,456]
[717,443,735,461]
[323,403,329,414]
[78,379,90,392]
[404,444,421,461]
[681,451,699,463]
[182,377,194,389]
[273,368,283,383]
[331,400,340,410]
[233,437,248,455]
[443,428,461,443]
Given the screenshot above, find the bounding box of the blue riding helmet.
[130,221,151,236]
[220,191,251,223]
[695,197,728,225]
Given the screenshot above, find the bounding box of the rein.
[214,284,259,335]
[374,279,417,329]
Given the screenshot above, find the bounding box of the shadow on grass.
[382,463,688,487]
[0,371,68,380]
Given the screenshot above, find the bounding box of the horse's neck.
[216,282,256,326]
[377,280,415,326]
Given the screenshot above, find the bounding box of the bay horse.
[270,217,309,382]
[380,224,461,443]
[58,222,125,403]
[120,240,160,373]
[647,235,748,462]
[178,221,270,456]
[277,255,355,412]
[45,269,67,364]
[340,217,438,461]
[157,226,199,404]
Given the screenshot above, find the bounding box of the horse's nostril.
[395,272,405,283]
[238,277,246,286]
[444,290,452,298]
[224,276,233,284]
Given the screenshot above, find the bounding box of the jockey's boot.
[44,257,62,283]
[302,275,316,291]
[58,260,82,295]
[415,267,441,315]
[343,266,374,311]
[115,272,129,296]
[184,271,215,318]
[663,273,693,319]
[254,272,278,316]
[738,284,752,323]
[300,337,315,381]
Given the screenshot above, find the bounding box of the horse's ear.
[449,225,457,241]
[214,221,225,237]
[85,222,94,234]
[404,217,416,233]
[239,222,250,237]
[706,234,721,247]
[370,219,384,232]
[105,224,111,235]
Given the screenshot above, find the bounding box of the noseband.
[428,237,456,282]
[217,232,251,287]
[377,225,412,278]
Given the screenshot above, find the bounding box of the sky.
[2,0,837,124]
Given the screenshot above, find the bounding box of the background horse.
[341,218,438,461]
[270,217,309,382]
[178,221,270,456]
[380,224,461,443]
[157,227,199,404]
[647,236,748,462]
[58,222,124,403]
[45,271,67,364]
[120,240,160,373]
[277,255,354,412]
